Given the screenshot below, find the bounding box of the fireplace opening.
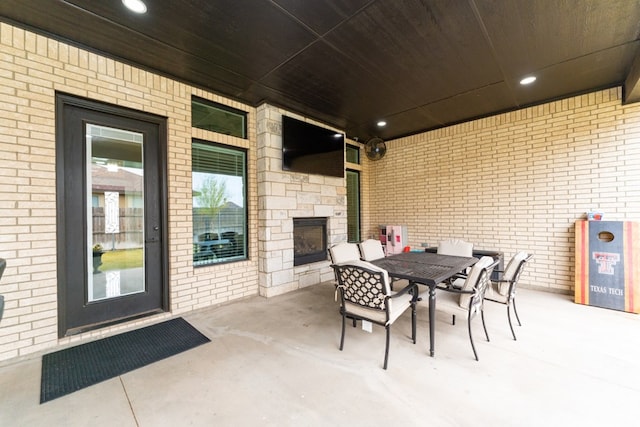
[293,217,327,266]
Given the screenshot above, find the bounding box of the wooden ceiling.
[2,0,640,142]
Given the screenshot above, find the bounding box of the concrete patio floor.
[1,283,638,426]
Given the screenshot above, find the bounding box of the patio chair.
[438,238,474,288]
[331,260,417,369]
[358,239,386,261]
[485,252,533,340]
[328,241,361,265]
[328,242,363,325]
[438,238,473,257]
[420,256,497,361]
[359,238,407,290]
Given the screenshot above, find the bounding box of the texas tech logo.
[592,252,620,275]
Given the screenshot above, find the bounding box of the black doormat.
[40,317,210,403]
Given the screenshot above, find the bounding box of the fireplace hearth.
[293,217,327,266]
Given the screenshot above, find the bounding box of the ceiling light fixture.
[520,76,536,85]
[377,120,387,127]
[122,0,147,14]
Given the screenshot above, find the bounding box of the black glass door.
[56,94,168,336]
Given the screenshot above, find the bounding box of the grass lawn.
[101,248,143,271]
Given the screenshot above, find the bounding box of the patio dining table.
[370,251,478,357]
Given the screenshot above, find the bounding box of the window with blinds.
[346,170,360,242]
[192,139,247,266]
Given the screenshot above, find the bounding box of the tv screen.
[282,115,345,178]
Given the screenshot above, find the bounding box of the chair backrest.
[358,239,386,261]
[438,239,473,257]
[328,242,361,264]
[498,252,533,296]
[459,256,497,310]
[331,260,392,310]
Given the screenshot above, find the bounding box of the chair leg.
[411,304,417,344]
[340,313,346,350]
[480,309,490,342]
[512,298,522,326]
[341,306,357,328]
[507,305,517,340]
[467,316,479,361]
[383,326,390,370]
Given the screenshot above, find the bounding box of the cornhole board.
[575,220,640,313]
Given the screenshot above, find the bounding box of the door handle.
[146,226,160,243]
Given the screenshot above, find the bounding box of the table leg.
[428,285,436,356]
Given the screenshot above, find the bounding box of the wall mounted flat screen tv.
[282,115,345,178]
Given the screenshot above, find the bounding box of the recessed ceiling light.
[520,76,536,85]
[122,0,147,14]
[377,121,387,127]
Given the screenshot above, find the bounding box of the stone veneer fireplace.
[256,104,348,297]
[293,217,327,266]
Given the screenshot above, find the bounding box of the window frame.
[346,143,360,164]
[192,138,248,266]
[191,96,248,139]
[346,169,361,243]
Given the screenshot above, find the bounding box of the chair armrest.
[389,282,417,298]
[436,272,468,290]
[437,286,473,295]
[436,281,461,290]
[437,274,467,290]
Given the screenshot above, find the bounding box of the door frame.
[55,92,169,337]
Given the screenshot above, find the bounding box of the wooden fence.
[92,207,143,250]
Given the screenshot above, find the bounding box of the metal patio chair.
[331,260,417,369]
[485,252,533,340]
[420,256,498,361]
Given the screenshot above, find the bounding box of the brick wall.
[0,23,260,361]
[362,88,640,292]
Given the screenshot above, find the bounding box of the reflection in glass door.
[87,124,145,301]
